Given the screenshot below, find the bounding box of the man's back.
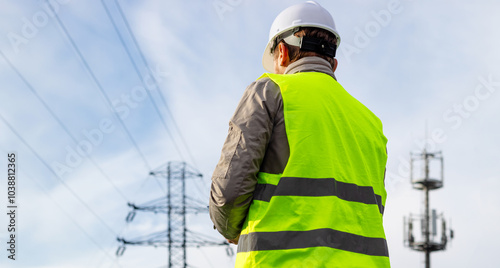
[234,60,389,267]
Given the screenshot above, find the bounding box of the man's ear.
[333,58,338,72]
[278,43,290,67]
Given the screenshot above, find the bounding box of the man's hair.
[276,27,337,69]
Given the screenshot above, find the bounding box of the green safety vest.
[235,72,390,268]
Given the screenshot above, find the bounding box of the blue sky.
[0,0,499,267]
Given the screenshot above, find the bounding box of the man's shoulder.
[245,75,281,97]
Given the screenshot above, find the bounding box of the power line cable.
[113,0,199,168]
[106,0,209,199]
[46,0,170,197]
[0,113,118,237]
[100,0,186,165]
[0,49,130,203]
[47,1,152,173]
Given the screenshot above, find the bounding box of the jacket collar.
[284,56,337,81]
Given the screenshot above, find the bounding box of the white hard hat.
[262,1,341,72]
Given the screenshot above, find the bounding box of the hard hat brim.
[262,41,275,73]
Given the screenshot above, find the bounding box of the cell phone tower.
[116,161,233,268]
[403,150,454,268]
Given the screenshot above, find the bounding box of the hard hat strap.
[271,28,302,54]
[300,36,337,58]
[272,28,337,58]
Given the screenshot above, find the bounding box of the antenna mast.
[403,150,454,268]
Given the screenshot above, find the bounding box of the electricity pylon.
[116,161,232,267]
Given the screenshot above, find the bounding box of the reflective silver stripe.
[253,177,384,214]
[238,228,389,257]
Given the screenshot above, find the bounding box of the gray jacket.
[209,57,336,240]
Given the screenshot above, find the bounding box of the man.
[210,2,390,267]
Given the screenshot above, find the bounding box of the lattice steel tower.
[116,161,232,267]
[403,150,454,268]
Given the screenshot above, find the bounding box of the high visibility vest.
[235,72,390,268]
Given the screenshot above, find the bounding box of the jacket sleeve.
[209,77,281,240]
